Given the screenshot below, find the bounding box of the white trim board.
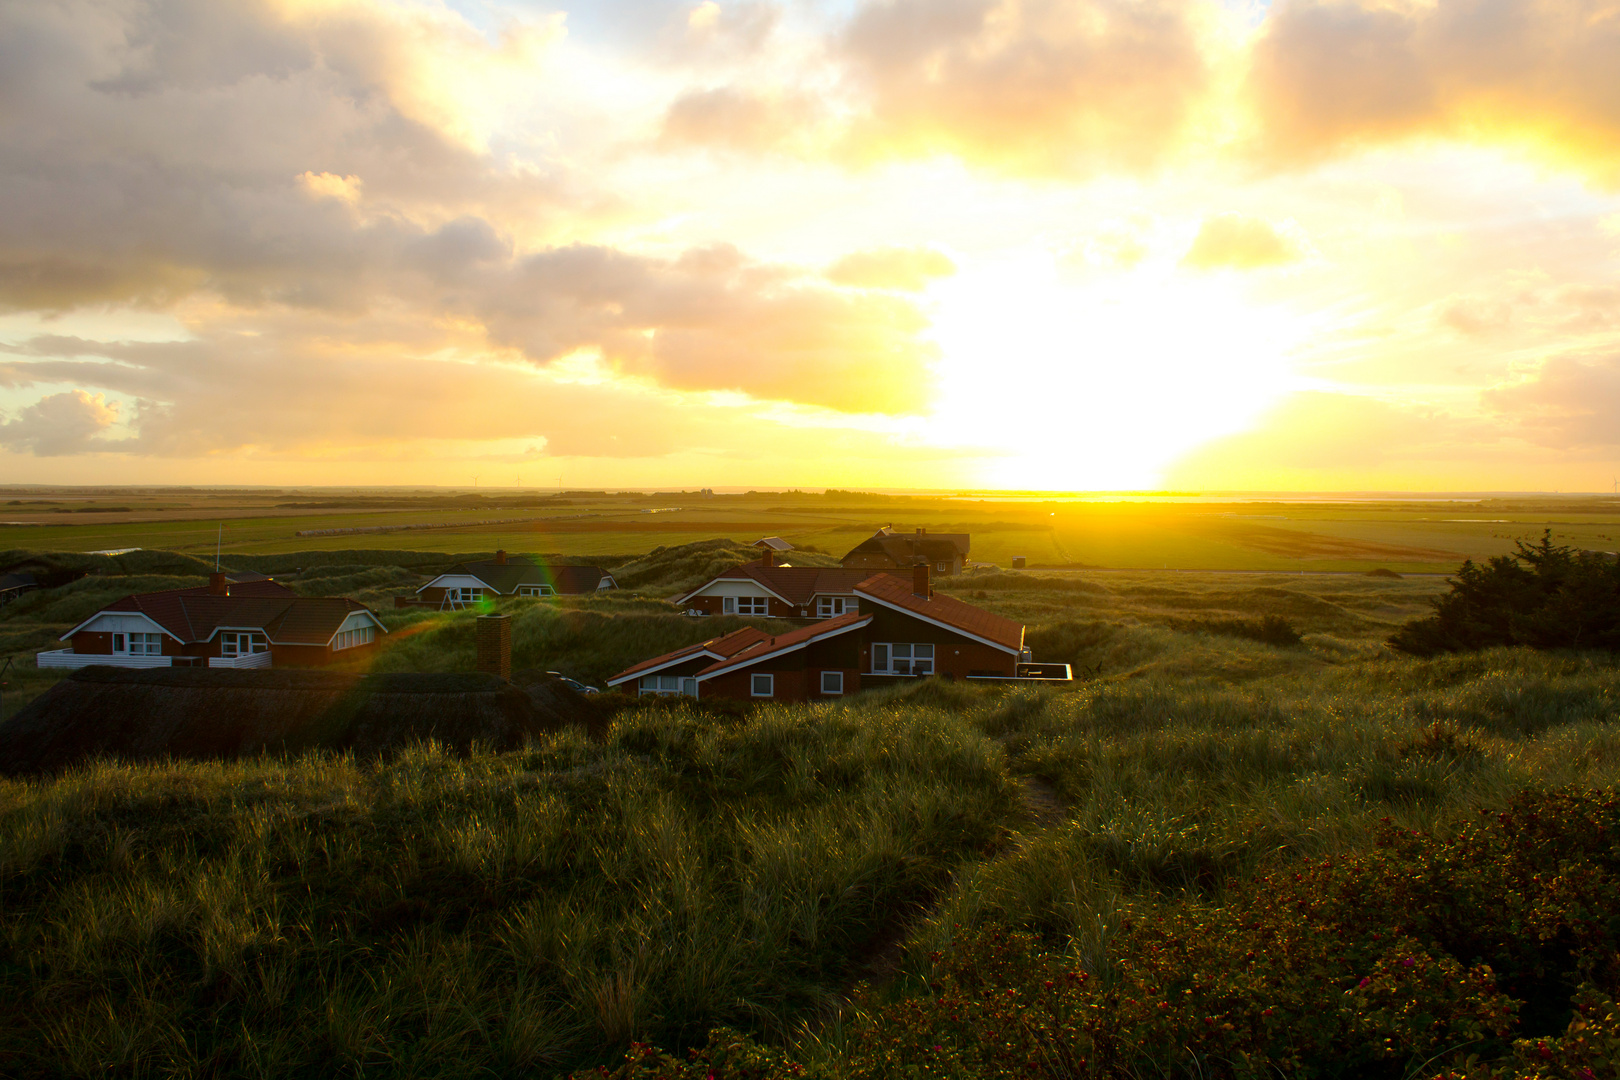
[695,616,870,683]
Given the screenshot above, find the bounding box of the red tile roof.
[695,612,870,678]
[678,563,902,606]
[853,574,1024,652]
[607,626,771,685]
[73,585,382,647]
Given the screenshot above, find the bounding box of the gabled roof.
[853,574,1023,653]
[843,527,970,565]
[419,558,614,595]
[677,562,902,606]
[607,626,772,686]
[752,537,794,551]
[694,612,870,680]
[62,586,385,647]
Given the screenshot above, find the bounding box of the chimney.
[913,561,931,599]
[208,572,228,596]
[494,549,508,565]
[476,613,512,680]
[761,548,774,568]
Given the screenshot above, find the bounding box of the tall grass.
[0,701,1016,1078]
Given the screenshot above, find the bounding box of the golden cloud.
[826,247,956,291]
[1180,213,1306,270]
[1245,0,1620,182]
[835,0,1217,176]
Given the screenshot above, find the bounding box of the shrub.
[1392,532,1620,655]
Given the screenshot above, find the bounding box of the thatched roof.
[0,667,604,775]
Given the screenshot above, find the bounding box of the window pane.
[873,644,888,670]
[821,671,842,694]
[916,644,934,659]
[893,644,912,659]
[681,679,698,697]
[751,673,772,696]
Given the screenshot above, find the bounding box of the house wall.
[700,634,863,702]
[270,642,378,667]
[858,602,1018,677]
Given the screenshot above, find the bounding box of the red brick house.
[407,551,616,608]
[610,566,1033,703]
[676,549,901,619]
[842,527,970,577]
[38,573,387,670]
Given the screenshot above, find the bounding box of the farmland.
[5,486,1620,572]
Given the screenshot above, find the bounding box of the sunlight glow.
[928,253,1308,489]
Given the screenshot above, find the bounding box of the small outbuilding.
[408,551,616,608]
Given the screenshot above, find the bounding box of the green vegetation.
[1392,532,1620,655]
[3,537,1620,1077]
[3,645,1619,1077]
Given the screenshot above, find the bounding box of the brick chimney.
[208,572,228,596]
[494,549,508,564]
[913,561,930,599]
[760,548,774,568]
[476,613,512,680]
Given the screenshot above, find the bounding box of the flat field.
[5,486,1620,571]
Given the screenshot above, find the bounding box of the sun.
[925,252,1307,490]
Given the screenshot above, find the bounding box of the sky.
[1,0,1619,492]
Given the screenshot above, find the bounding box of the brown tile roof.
[853,574,1024,652]
[842,527,970,566]
[607,626,771,685]
[678,563,903,606]
[695,612,870,678]
[81,587,382,647]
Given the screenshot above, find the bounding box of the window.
[455,587,483,604]
[751,673,774,697]
[220,632,268,656]
[128,632,163,656]
[871,643,933,676]
[639,674,697,697]
[334,625,376,651]
[817,596,854,618]
[723,596,769,616]
[112,633,126,652]
[936,562,949,574]
[820,671,844,695]
[518,584,554,597]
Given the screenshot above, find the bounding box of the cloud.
[825,247,956,291]
[0,390,122,456]
[835,0,1216,176]
[1181,214,1306,270]
[658,86,824,154]
[1245,0,1620,181]
[1483,353,1620,449]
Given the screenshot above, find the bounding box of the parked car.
[546,671,599,694]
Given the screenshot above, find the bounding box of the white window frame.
[871,643,933,676]
[935,561,949,574]
[816,596,854,618]
[220,631,269,656]
[820,671,844,695]
[725,595,769,616]
[518,584,555,597]
[128,632,163,657]
[638,674,698,697]
[333,625,376,652]
[750,672,774,698]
